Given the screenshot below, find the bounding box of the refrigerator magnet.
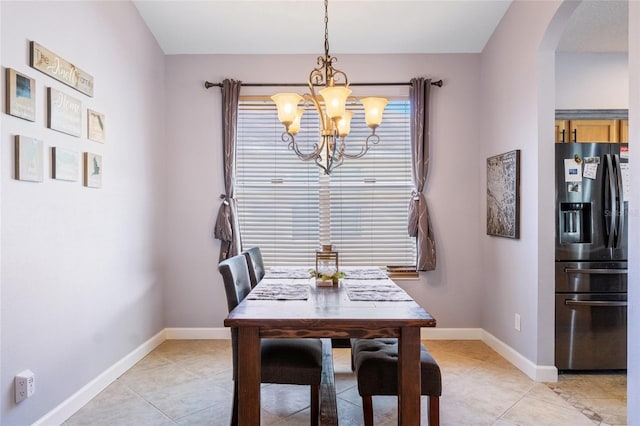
[564,158,582,182]
[583,163,598,180]
[568,182,582,193]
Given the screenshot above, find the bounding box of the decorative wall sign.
[84,152,102,188]
[15,136,44,182]
[6,68,36,121]
[486,149,520,239]
[87,109,105,143]
[48,88,82,137]
[52,147,79,181]
[30,41,94,97]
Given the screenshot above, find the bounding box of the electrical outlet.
[515,313,521,332]
[15,370,35,403]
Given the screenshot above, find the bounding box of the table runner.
[344,280,413,301]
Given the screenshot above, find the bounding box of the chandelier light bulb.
[337,110,353,138]
[271,93,303,125]
[288,108,304,135]
[319,86,352,120]
[361,97,388,128]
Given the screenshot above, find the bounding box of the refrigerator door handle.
[613,154,624,248]
[603,154,616,248]
[565,300,627,308]
[564,267,628,274]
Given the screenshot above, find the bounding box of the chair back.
[242,247,265,288]
[218,254,253,379]
[218,254,252,313]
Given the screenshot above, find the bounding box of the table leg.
[237,327,260,425]
[398,327,421,425]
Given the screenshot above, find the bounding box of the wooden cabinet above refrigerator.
[555,110,628,143]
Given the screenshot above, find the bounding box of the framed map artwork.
[486,149,520,239]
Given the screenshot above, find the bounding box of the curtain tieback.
[219,194,230,206]
[411,190,421,202]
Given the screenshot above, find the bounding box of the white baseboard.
[481,330,558,382]
[33,330,166,426]
[165,327,230,340]
[35,326,557,425]
[421,327,483,340]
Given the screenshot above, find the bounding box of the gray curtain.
[214,79,242,261]
[408,78,436,271]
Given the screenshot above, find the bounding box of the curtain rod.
[204,80,443,89]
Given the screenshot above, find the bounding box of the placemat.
[264,267,312,280]
[344,280,413,301]
[247,283,310,300]
[344,268,388,280]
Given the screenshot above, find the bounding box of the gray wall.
[556,53,628,109]
[0,2,166,424]
[162,53,485,329]
[479,0,567,366]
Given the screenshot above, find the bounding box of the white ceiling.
[133,0,628,55]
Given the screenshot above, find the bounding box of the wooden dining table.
[224,267,436,425]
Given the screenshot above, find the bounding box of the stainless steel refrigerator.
[555,143,628,371]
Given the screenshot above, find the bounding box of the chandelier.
[271,0,388,175]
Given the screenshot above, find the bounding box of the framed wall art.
[84,152,102,188]
[52,147,79,181]
[48,87,82,137]
[14,136,44,182]
[30,41,94,97]
[87,109,105,143]
[6,68,36,121]
[486,149,520,239]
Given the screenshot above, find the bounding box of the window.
[236,97,415,268]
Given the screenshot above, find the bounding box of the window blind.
[236,98,416,268]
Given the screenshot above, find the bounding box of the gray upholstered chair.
[242,246,265,288]
[218,254,322,426]
[352,338,442,426]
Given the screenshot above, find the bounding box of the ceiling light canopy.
[271,0,388,175]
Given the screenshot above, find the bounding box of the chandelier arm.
[323,134,338,174]
[315,156,330,174]
[303,90,328,132]
[280,132,324,162]
[339,129,381,159]
[339,142,367,160]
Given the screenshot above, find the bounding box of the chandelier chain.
[324,0,329,59]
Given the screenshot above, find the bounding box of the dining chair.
[218,254,323,426]
[352,338,442,426]
[242,246,265,288]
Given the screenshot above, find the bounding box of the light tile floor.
[63,340,626,425]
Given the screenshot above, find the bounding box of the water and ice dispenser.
[559,202,591,244]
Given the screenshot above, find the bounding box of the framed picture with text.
[48,87,82,137]
[6,68,36,121]
[87,109,105,143]
[52,147,79,181]
[15,136,44,182]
